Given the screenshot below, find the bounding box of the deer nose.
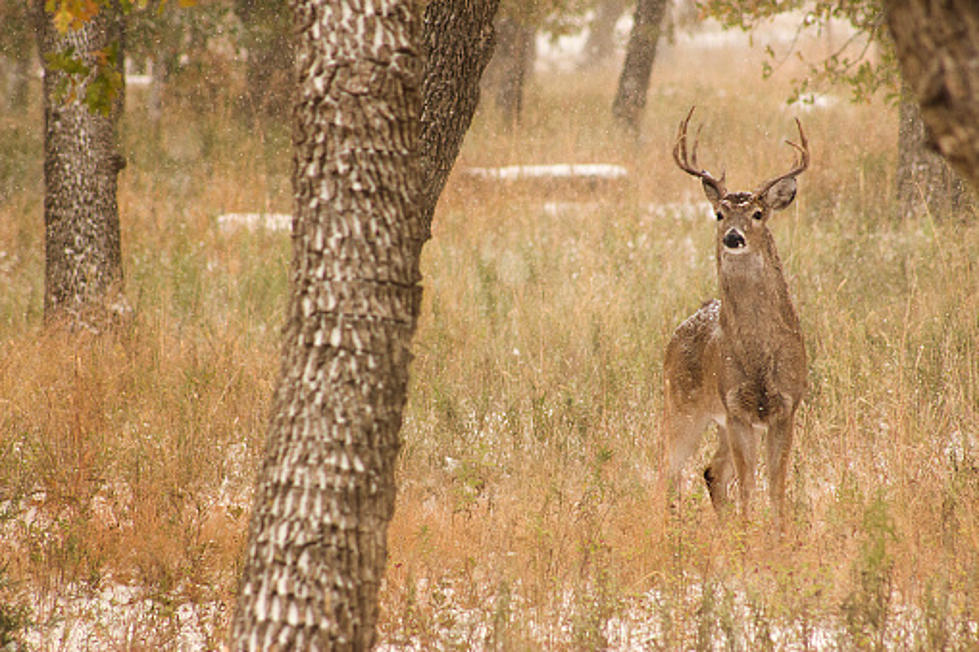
[722,228,746,249]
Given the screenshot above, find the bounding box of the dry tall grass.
[1,21,977,649]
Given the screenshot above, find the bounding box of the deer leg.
[665,410,710,510]
[726,417,757,519]
[704,425,734,512]
[766,409,796,530]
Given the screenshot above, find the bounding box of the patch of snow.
[943,429,977,470]
[785,93,840,112]
[542,201,602,218]
[464,164,628,182]
[374,572,979,650]
[124,57,156,87]
[216,212,292,233]
[25,581,225,651]
[125,73,152,87]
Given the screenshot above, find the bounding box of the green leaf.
[84,63,123,116]
[43,48,90,77]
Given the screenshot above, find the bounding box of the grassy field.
[1,20,978,649]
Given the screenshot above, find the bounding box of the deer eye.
[752,210,763,220]
[715,211,724,221]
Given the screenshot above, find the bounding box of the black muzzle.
[723,228,746,250]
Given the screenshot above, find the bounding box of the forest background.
[0,0,977,648]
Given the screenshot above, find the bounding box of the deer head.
[673,106,809,262]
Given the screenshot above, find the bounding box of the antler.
[673,106,726,198]
[753,118,810,198]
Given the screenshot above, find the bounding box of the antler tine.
[672,106,726,196]
[690,123,704,170]
[755,117,810,197]
[782,118,809,170]
[672,107,695,174]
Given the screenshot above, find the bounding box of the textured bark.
[490,15,535,128]
[418,0,500,235]
[885,0,979,194]
[896,93,969,218]
[229,1,425,649]
[611,0,668,137]
[234,0,294,119]
[33,1,127,329]
[231,1,500,647]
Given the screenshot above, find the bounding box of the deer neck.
[716,236,800,350]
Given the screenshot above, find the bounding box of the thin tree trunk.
[583,0,627,68]
[885,0,979,195]
[896,89,969,219]
[491,15,534,129]
[0,1,33,111]
[33,0,128,330]
[146,57,164,122]
[612,0,668,137]
[4,56,30,110]
[230,0,500,647]
[234,0,293,120]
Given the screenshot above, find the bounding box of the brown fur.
[664,108,809,526]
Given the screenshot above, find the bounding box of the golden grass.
[1,25,978,648]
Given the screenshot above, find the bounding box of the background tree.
[230,0,500,646]
[702,0,971,219]
[482,0,597,128]
[582,0,628,69]
[896,89,970,216]
[0,0,34,111]
[28,0,242,331]
[32,0,128,329]
[233,0,292,120]
[489,11,536,128]
[611,0,669,137]
[126,1,237,122]
[884,0,979,195]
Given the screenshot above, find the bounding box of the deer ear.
[702,179,722,204]
[762,177,797,211]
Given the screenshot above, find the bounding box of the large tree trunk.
[33,1,127,330]
[885,0,979,195]
[612,0,669,137]
[896,91,969,219]
[229,1,423,647]
[229,0,499,648]
[234,0,293,120]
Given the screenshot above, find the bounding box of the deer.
[663,107,809,527]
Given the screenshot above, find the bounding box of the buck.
[663,107,809,525]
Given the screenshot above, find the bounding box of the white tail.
[664,107,809,526]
